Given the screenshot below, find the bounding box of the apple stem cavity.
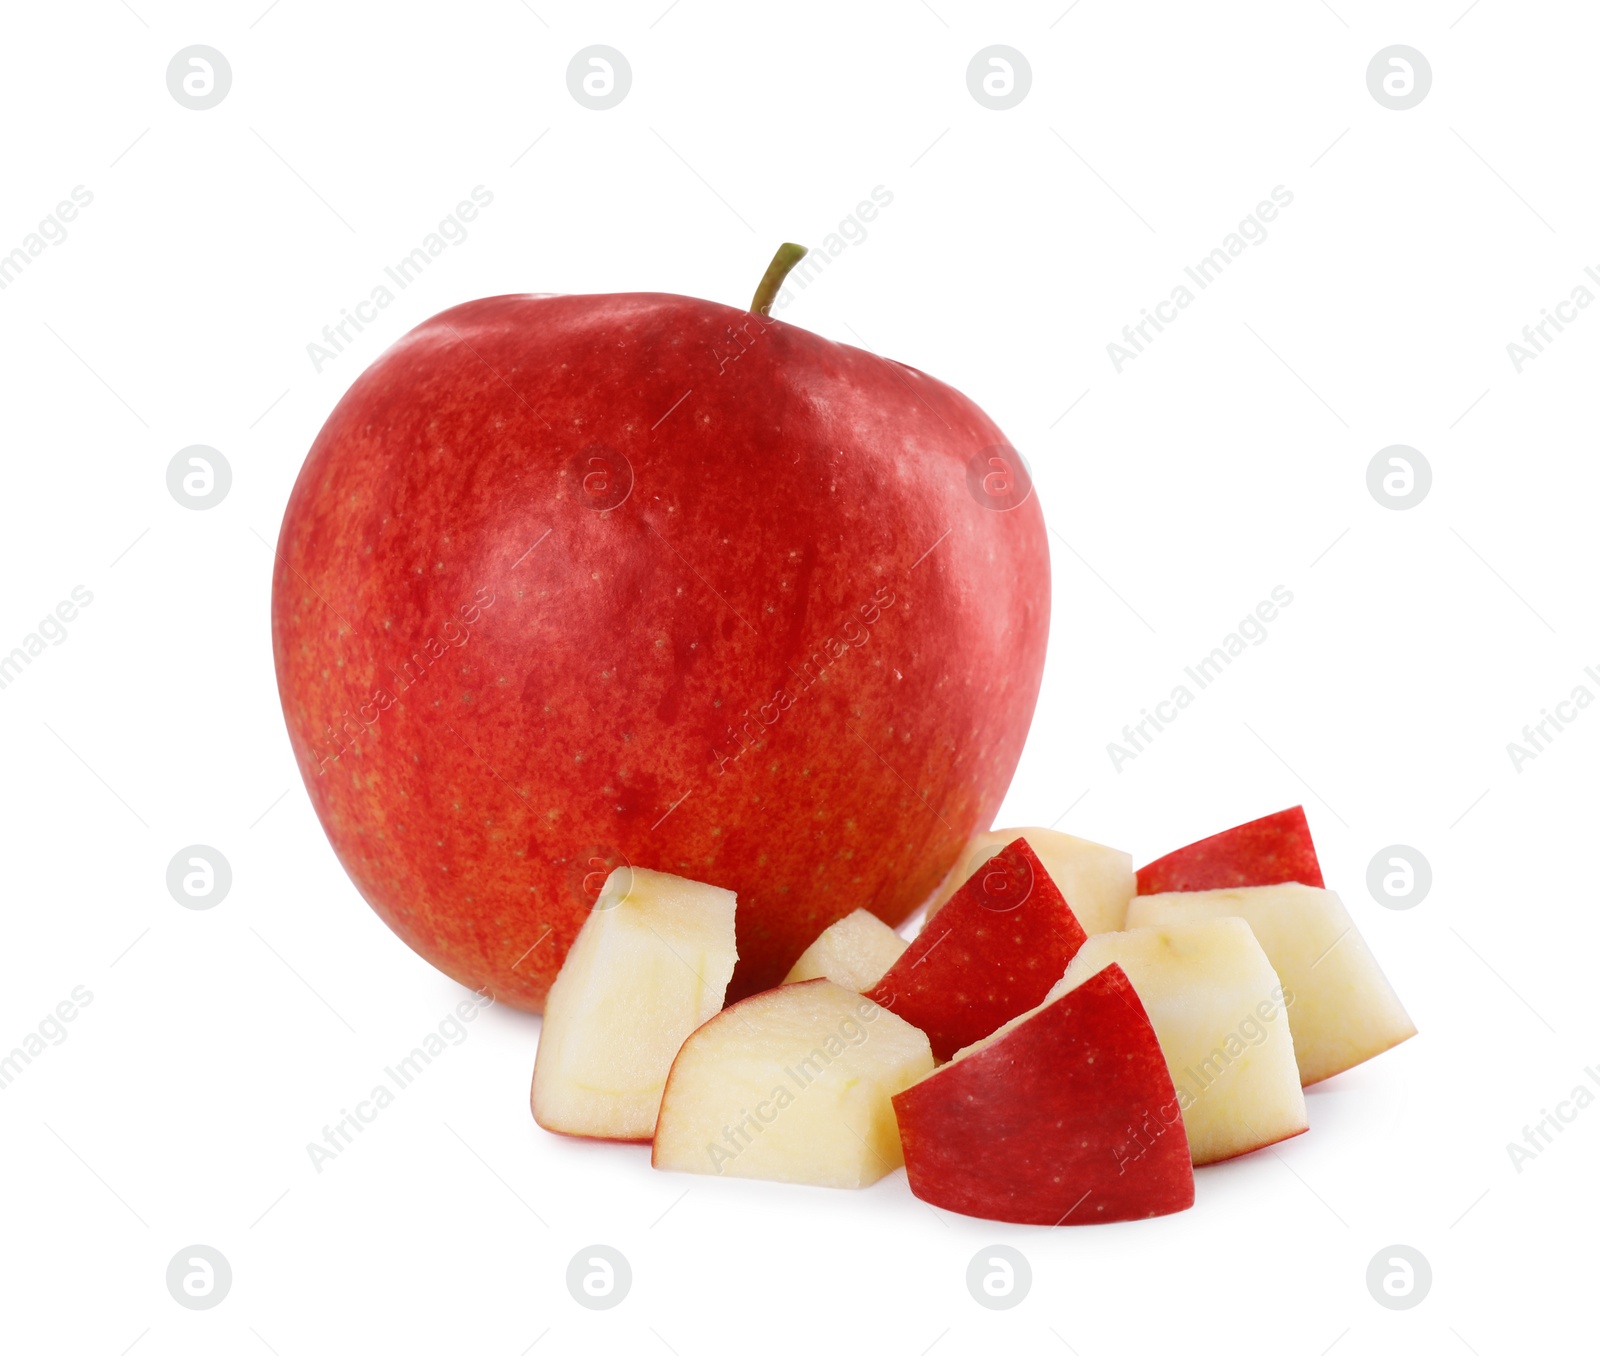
[750,243,809,316]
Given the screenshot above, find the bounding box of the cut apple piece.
[866,838,1088,1061]
[531,866,737,1140]
[1051,920,1307,1166]
[782,909,907,991]
[1136,806,1324,895]
[652,980,933,1187]
[929,827,1133,934]
[1126,884,1415,1086]
[893,964,1194,1225]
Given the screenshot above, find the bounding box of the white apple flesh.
[531,866,738,1140]
[652,979,933,1188]
[1126,884,1416,1085]
[928,827,1134,934]
[782,908,907,991]
[1050,919,1308,1166]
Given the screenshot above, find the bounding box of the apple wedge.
[929,827,1133,934]
[893,964,1194,1225]
[652,980,933,1187]
[1051,920,1307,1166]
[1136,806,1324,895]
[1126,884,1415,1085]
[866,838,1088,1061]
[782,909,907,991]
[531,866,738,1140]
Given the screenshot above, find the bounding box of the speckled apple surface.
[271,293,1050,1010]
[1136,805,1324,895]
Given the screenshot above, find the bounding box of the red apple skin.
[865,838,1087,1061]
[893,964,1195,1225]
[1136,806,1324,896]
[271,292,1049,1010]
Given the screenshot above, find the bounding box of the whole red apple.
[271,247,1049,1010]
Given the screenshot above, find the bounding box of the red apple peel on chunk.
[865,838,1088,1061]
[893,964,1195,1225]
[1137,805,1324,895]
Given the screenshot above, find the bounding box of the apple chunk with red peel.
[1051,920,1307,1166]
[893,964,1194,1225]
[866,838,1088,1062]
[531,867,737,1140]
[928,827,1133,934]
[782,909,907,991]
[652,980,933,1187]
[1127,885,1416,1086]
[1137,806,1324,895]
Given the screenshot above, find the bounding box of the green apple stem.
[750,243,809,316]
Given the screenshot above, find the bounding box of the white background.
[1,1,1594,1352]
